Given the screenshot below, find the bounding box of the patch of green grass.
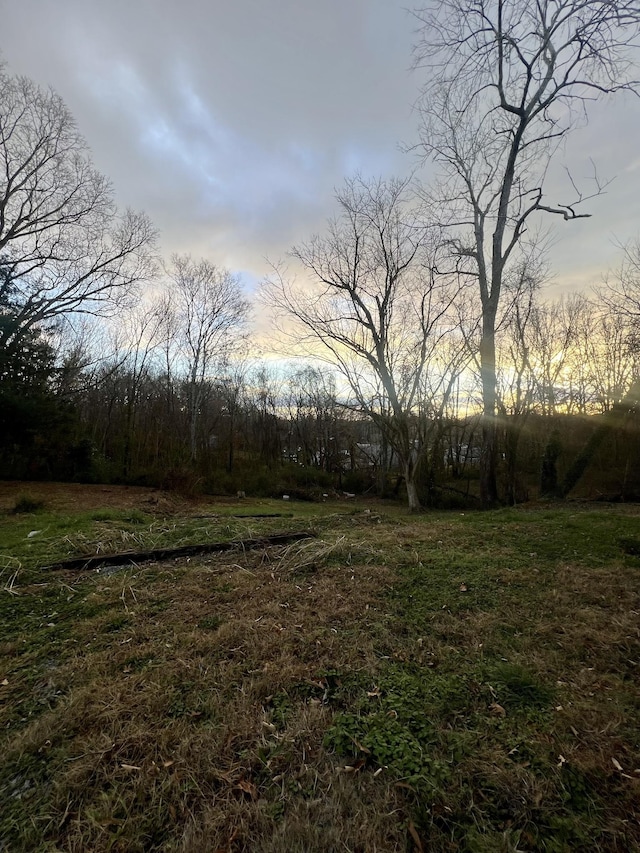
[89,508,150,524]
[122,653,157,672]
[104,614,131,633]
[266,691,293,730]
[486,661,555,710]
[196,615,222,631]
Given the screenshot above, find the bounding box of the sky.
[2,0,640,312]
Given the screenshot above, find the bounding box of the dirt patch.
[0,481,210,515]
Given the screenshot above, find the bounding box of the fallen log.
[189,513,294,519]
[42,530,316,572]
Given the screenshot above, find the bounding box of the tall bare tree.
[413,0,640,504]
[266,176,467,511]
[0,67,156,347]
[495,271,540,504]
[108,304,166,477]
[285,365,342,472]
[164,254,248,462]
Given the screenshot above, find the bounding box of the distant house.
[444,444,482,468]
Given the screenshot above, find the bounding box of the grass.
[0,491,639,851]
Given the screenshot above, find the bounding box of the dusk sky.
[2,0,640,305]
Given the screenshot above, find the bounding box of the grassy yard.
[1,484,639,851]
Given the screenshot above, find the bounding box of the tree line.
[3,258,638,507]
[2,1,640,508]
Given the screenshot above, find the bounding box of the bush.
[280,464,335,490]
[341,469,373,494]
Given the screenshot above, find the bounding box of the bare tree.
[601,241,640,363]
[559,295,597,414]
[285,365,342,472]
[245,364,285,468]
[216,352,252,475]
[495,273,540,504]
[413,0,640,504]
[529,296,583,416]
[164,254,249,462]
[0,67,156,346]
[108,304,166,477]
[266,176,467,511]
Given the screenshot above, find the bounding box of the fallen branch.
[42,530,316,572]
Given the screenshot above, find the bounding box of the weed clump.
[487,662,555,710]
[619,536,640,556]
[11,494,46,514]
[197,615,222,631]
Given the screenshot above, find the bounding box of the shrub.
[341,469,373,494]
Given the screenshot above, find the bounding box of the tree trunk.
[403,459,421,513]
[227,432,234,473]
[540,429,562,498]
[227,407,235,473]
[188,380,200,463]
[189,410,198,462]
[479,324,499,506]
[504,416,528,505]
[376,434,390,496]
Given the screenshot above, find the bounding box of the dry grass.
[1,494,639,851]
[2,534,408,851]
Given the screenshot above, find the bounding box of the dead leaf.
[1,678,8,686]
[612,757,624,772]
[343,759,366,773]
[352,737,371,754]
[459,583,468,592]
[489,702,506,716]
[408,820,424,852]
[235,778,258,800]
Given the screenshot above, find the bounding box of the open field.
[1,483,639,852]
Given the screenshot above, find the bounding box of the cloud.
[1,0,639,297]
[2,0,416,273]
